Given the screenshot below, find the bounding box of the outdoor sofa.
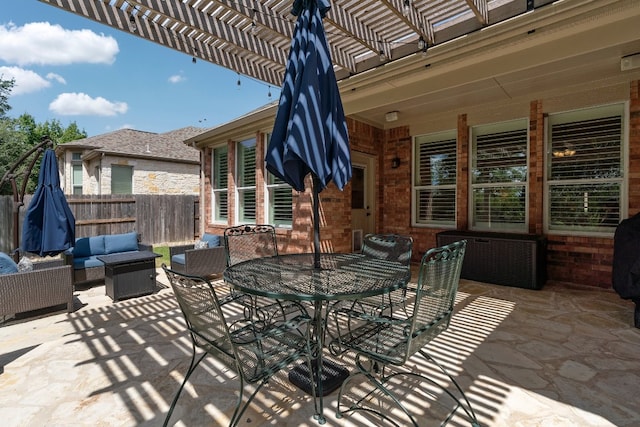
[64,231,153,286]
[0,254,74,318]
[169,233,226,278]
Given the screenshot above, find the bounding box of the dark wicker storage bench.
[437,230,547,290]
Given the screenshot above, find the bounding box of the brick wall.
[201,80,639,290]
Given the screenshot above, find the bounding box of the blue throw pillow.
[104,232,139,254]
[201,233,221,247]
[0,252,19,275]
[74,236,106,257]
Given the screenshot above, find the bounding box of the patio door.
[351,152,375,251]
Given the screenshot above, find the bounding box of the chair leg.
[337,353,481,427]
[163,344,208,427]
[229,375,248,427]
[336,355,420,427]
[418,349,481,427]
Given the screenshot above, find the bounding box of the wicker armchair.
[333,240,480,426]
[1,259,74,318]
[162,265,317,426]
[169,244,226,278]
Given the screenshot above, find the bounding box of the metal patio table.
[223,252,411,424]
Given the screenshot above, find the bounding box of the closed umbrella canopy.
[266,0,352,266]
[21,149,75,257]
[266,0,351,193]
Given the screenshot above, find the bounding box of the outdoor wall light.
[403,0,411,16]
[391,157,401,169]
[418,36,428,56]
[129,14,137,32]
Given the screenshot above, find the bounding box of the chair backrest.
[407,239,466,357]
[162,265,237,372]
[223,224,278,266]
[362,234,413,266]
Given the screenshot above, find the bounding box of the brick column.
[628,80,640,215]
[529,100,544,234]
[457,114,469,230]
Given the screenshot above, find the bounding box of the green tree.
[0,77,87,195]
[0,76,14,117]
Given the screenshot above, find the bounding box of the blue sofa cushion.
[201,233,221,247]
[0,252,18,275]
[104,232,138,254]
[72,256,106,270]
[171,254,186,266]
[73,236,106,257]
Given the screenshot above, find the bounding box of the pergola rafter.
[39,0,555,86]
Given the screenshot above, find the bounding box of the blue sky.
[1,1,280,137]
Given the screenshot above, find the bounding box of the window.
[412,131,457,226]
[265,135,292,226]
[111,165,133,194]
[236,138,256,222]
[266,172,293,226]
[546,104,624,234]
[71,152,83,195]
[211,145,228,223]
[471,119,528,231]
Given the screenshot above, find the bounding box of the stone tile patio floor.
[1,268,639,427]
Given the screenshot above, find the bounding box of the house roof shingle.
[59,127,206,163]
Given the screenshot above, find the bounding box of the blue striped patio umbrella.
[21,149,75,257]
[266,0,351,267]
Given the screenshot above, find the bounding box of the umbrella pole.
[312,175,321,269]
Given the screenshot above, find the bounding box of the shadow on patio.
[0,272,638,426]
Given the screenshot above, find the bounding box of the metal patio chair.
[354,233,413,314]
[223,224,307,325]
[333,240,480,427]
[162,265,317,427]
[328,234,413,354]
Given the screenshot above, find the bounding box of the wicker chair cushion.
[72,236,106,257]
[71,255,108,270]
[170,254,186,265]
[0,252,18,275]
[201,233,221,247]
[104,232,139,254]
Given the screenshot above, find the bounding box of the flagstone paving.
[1,269,638,426]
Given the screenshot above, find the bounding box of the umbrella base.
[288,358,350,397]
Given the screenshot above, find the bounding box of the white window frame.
[544,103,627,237]
[71,152,83,195]
[263,133,293,228]
[235,137,257,224]
[469,118,529,232]
[210,144,228,224]
[411,130,457,227]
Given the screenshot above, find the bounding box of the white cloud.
[49,92,128,116]
[46,73,66,85]
[0,22,118,66]
[168,74,186,83]
[0,66,50,95]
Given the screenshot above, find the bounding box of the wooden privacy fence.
[0,194,199,254]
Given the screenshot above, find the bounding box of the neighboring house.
[186,1,640,290]
[56,127,204,195]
